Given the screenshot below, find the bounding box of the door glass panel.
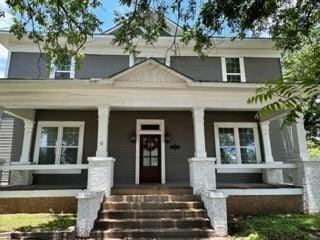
[151,157,158,166]
[143,157,150,166]
[142,136,159,167]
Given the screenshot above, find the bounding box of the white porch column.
[96,105,110,157]
[192,107,207,158]
[260,121,274,163]
[296,116,309,161]
[20,120,34,163]
[260,121,283,184]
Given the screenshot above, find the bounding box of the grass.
[0,213,76,232]
[230,213,320,240]
[308,140,320,158]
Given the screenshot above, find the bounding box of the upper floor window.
[214,122,261,164]
[131,55,167,66]
[50,56,75,79]
[221,57,246,82]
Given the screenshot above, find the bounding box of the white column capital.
[192,107,205,119]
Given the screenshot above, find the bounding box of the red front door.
[140,135,161,183]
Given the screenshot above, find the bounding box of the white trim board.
[135,119,166,184]
[220,188,303,196]
[0,189,81,198]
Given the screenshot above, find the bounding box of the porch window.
[50,56,75,79]
[214,122,261,164]
[34,121,84,165]
[221,57,246,82]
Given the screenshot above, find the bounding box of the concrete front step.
[105,194,201,202]
[95,218,211,229]
[111,187,193,195]
[90,228,218,239]
[102,201,204,210]
[99,209,208,219]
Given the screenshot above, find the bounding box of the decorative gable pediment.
[110,59,193,87]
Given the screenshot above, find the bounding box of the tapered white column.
[192,107,207,158]
[296,116,309,161]
[96,106,110,157]
[260,121,274,163]
[20,120,34,163]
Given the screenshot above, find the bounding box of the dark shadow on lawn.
[15,215,75,232]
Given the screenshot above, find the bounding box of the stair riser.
[95,220,211,229]
[91,230,217,239]
[111,189,193,195]
[105,195,201,202]
[99,210,207,219]
[102,202,204,210]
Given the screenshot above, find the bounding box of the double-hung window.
[34,121,84,166]
[214,122,261,164]
[50,56,75,79]
[221,57,245,82]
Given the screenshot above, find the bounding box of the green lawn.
[230,213,320,240]
[0,214,76,232]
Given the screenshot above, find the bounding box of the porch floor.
[0,183,301,191]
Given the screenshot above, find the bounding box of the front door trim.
[135,119,165,184]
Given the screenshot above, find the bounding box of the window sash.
[221,57,246,82]
[34,122,84,165]
[214,123,261,164]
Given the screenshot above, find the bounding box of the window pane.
[143,157,150,166]
[60,148,78,164]
[135,57,147,64]
[40,127,58,147]
[62,127,79,146]
[56,57,71,71]
[155,58,166,64]
[39,147,56,164]
[241,148,257,163]
[227,75,241,82]
[220,147,237,164]
[226,58,240,73]
[54,72,71,79]
[219,128,235,146]
[239,128,255,146]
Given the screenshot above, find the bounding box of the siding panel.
[75,54,129,78]
[170,56,222,82]
[244,57,282,83]
[8,52,49,79]
[109,111,194,185]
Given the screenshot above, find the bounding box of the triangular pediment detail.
[110,59,194,86]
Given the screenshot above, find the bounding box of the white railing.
[215,162,297,169]
[0,164,88,171]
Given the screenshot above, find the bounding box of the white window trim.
[135,119,165,184]
[49,57,75,79]
[33,121,85,174]
[214,122,261,168]
[221,57,246,82]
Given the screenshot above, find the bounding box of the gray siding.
[270,119,300,162]
[170,56,222,82]
[244,57,282,83]
[75,54,129,78]
[8,52,49,79]
[109,111,194,185]
[0,113,24,185]
[32,110,98,186]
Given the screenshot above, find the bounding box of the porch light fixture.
[130,131,136,143]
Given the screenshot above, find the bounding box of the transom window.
[133,56,167,66]
[50,56,75,79]
[34,121,84,165]
[214,122,261,164]
[221,57,245,82]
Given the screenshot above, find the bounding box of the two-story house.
[0,21,319,238]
